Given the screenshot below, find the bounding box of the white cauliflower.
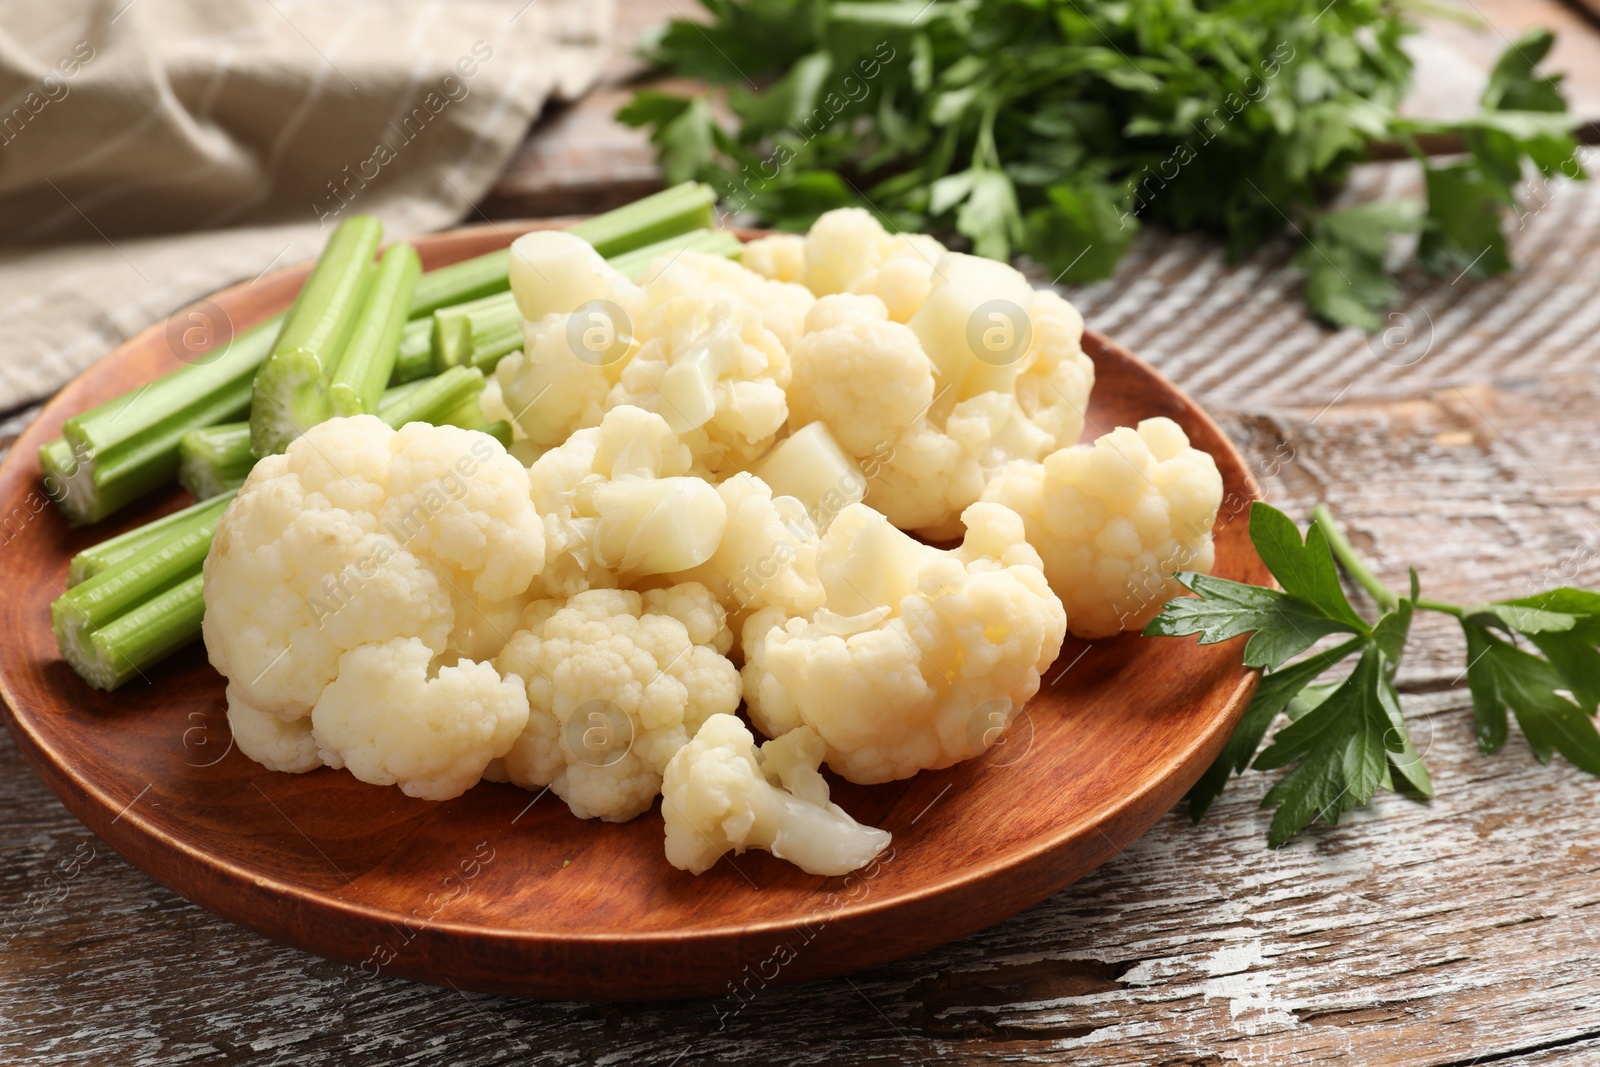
[742,501,1066,784]
[666,472,825,631]
[662,714,891,876]
[498,237,644,448]
[494,585,742,822]
[607,291,791,476]
[525,405,726,596]
[982,417,1223,638]
[202,416,545,794]
[739,234,805,285]
[786,294,933,459]
[777,246,1094,541]
[638,249,814,352]
[312,637,530,800]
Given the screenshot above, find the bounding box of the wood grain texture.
[0,224,1264,1002]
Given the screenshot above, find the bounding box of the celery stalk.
[392,318,434,384]
[250,216,383,457]
[84,574,207,691]
[330,242,421,417]
[608,228,744,280]
[66,493,234,588]
[39,314,281,525]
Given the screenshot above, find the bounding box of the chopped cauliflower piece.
[526,405,728,595]
[752,421,866,531]
[742,501,1066,784]
[638,250,814,352]
[662,714,891,876]
[786,294,933,459]
[666,472,826,629]
[508,230,640,324]
[982,417,1223,638]
[204,417,543,722]
[203,416,545,795]
[312,637,530,801]
[608,292,791,475]
[494,585,741,822]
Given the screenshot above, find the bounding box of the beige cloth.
[0,0,612,411]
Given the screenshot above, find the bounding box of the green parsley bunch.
[621,0,1584,328]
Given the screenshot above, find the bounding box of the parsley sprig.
[1147,502,1600,846]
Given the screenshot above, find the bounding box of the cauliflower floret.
[226,684,321,773]
[204,416,544,795]
[848,233,948,322]
[608,293,791,475]
[662,714,891,876]
[739,234,805,284]
[494,585,742,822]
[742,501,1066,784]
[666,472,826,634]
[311,637,530,800]
[786,294,934,459]
[778,248,1093,541]
[526,405,726,596]
[982,417,1223,638]
[204,417,543,722]
[639,250,814,351]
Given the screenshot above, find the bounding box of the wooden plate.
[0,222,1265,1000]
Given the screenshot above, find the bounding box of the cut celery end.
[250,347,338,457]
[67,493,235,588]
[432,291,518,372]
[178,423,255,501]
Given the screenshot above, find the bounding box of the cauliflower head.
[662,714,891,876]
[494,585,741,822]
[742,501,1066,784]
[637,249,814,352]
[982,417,1223,638]
[204,416,544,798]
[204,416,544,723]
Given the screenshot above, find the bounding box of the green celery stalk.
[608,227,743,280]
[405,182,716,318]
[330,242,421,417]
[39,314,282,525]
[250,216,383,457]
[84,574,207,691]
[565,182,717,258]
[391,317,434,384]
[66,493,234,588]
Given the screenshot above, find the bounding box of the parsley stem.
[1313,504,1466,618]
[1312,503,1399,612]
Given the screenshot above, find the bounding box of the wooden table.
[5,3,1600,1065]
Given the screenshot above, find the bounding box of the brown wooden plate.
[0,222,1265,1000]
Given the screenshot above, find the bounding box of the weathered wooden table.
[6,2,1600,1064]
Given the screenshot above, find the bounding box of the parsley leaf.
[1147,501,1600,848]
